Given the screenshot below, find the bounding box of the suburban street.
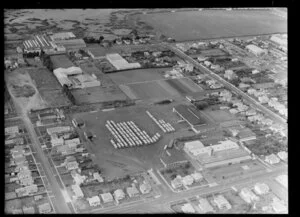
[9,93,73,214]
[164,43,287,128]
[93,166,286,213]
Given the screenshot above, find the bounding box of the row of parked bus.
[105,120,161,149]
[146,111,175,133]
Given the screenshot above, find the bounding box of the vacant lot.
[71,86,128,105]
[165,78,202,95]
[28,67,61,90]
[37,89,70,108]
[209,160,266,183]
[108,68,169,85]
[139,10,287,41]
[204,109,238,123]
[128,81,179,100]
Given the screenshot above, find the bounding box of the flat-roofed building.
[5,126,19,135]
[50,32,76,41]
[54,39,86,50]
[106,53,141,70]
[246,44,267,56]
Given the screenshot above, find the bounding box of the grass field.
[203,109,238,123]
[120,77,202,100]
[139,10,287,41]
[127,81,177,100]
[209,160,266,183]
[108,68,170,85]
[165,78,202,94]
[71,86,128,105]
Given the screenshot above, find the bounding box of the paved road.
[165,43,287,127]
[93,166,286,213]
[8,90,73,214]
[22,114,72,213]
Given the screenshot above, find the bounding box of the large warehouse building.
[106,53,141,70]
[173,105,207,127]
[50,55,100,88]
[184,139,252,168]
[245,44,267,56]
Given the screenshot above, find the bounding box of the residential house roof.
[113,189,125,200]
[126,185,139,197]
[254,183,270,195]
[100,192,114,203]
[181,203,196,213]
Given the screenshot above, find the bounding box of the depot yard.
[139,10,287,41]
[71,101,195,177]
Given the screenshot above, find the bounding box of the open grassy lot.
[126,81,177,100]
[71,86,128,105]
[139,10,287,41]
[120,76,202,100]
[208,160,266,183]
[203,108,238,123]
[108,67,169,85]
[39,89,71,107]
[165,78,202,95]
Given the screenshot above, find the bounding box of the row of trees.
[83,36,104,44]
[62,84,76,105]
[23,51,40,58]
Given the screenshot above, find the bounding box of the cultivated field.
[139,10,287,41]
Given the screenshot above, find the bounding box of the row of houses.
[264,151,287,165]
[171,172,203,189]
[217,90,286,137]
[72,180,152,207]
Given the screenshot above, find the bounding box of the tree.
[99,36,104,43]
[195,101,209,110]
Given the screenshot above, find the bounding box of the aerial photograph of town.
[4,8,287,214]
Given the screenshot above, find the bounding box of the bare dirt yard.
[5,68,48,112]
